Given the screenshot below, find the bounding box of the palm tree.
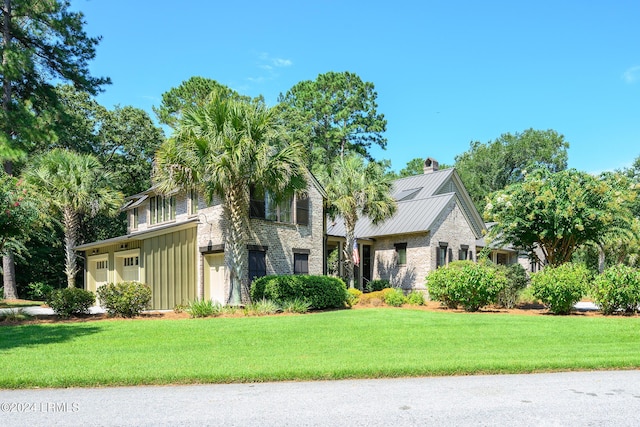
[319,154,397,289]
[154,91,306,305]
[23,149,123,288]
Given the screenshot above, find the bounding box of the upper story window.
[250,187,309,226]
[130,207,139,230]
[189,189,198,215]
[149,195,176,225]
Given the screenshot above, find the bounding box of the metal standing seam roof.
[327,193,456,238]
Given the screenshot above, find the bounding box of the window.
[130,208,139,230]
[149,195,176,225]
[394,243,407,266]
[96,260,108,270]
[436,243,448,267]
[496,253,508,265]
[296,195,309,226]
[248,250,266,283]
[189,189,198,215]
[123,256,139,267]
[459,245,469,261]
[293,253,309,275]
[250,187,304,224]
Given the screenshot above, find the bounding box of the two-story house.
[75,176,325,309]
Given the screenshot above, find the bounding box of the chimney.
[423,157,439,174]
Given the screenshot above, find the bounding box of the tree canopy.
[455,128,569,212]
[318,154,397,288]
[154,91,307,304]
[23,149,123,288]
[153,76,257,129]
[1,0,109,168]
[277,71,387,171]
[485,168,637,267]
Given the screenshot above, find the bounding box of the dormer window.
[149,195,176,225]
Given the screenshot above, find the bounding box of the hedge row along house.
[75,158,539,309]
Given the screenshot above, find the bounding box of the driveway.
[0,371,638,426]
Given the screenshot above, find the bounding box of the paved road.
[1,371,639,426]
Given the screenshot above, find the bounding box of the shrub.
[26,282,54,301]
[46,288,95,318]
[346,288,362,307]
[426,261,507,312]
[186,299,222,318]
[530,263,590,315]
[517,286,540,305]
[250,275,348,310]
[96,282,152,318]
[406,291,425,305]
[365,279,391,293]
[281,298,312,314]
[384,288,407,307]
[592,265,640,315]
[247,299,280,316]
[495,263,529,309]
[360,288,395,305]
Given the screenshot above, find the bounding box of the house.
[75,176,326,309]
[326,158,526,291]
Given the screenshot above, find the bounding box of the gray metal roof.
[391,168,455,200]
[327,193,456,238]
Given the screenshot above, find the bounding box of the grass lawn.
[1,308,640,389]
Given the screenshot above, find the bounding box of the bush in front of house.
[406,290,425,306]
[26,282,55,301]
[426,261,507,312]
[365,279,391,293]
[592,264,640,315]
[96,281,152,318]
[383,288,407,307]
[186,299,223,318]
[346,288,363,307]
[530,263,590,315]
[250,275,347,310]
[46,288,96,318]
[495,263,529,309]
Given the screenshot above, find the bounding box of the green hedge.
[46,288,95,318]
[592,265,640,315]
[96,282,152,318]
[531,263,590,315]
[250,275,348,310]
[426,261,507,312]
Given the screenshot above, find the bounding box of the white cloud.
[258,52,293,68]
[622,66,640,83]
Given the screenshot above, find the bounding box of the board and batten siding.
[143,226,198,309]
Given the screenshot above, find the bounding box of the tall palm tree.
[319,154,397,289]
[23,149,123,288]
[154,91,306,305]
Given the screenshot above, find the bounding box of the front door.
[206,253,226,304]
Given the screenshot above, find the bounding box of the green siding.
[143,227,197,309]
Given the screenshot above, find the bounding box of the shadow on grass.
[0,323,102,351]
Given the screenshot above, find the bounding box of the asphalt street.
[1,370,639,426]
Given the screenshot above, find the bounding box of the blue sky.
[71,0,640,174]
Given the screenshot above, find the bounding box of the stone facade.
[371,201,479,291]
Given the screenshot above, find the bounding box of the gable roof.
[326,168,486,239]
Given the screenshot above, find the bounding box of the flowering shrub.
[531,263,590,315]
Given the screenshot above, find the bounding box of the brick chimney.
[423,157,439,174]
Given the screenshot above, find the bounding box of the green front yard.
[1,308,639,389]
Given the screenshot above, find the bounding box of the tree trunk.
[63,206,79,288]
[2,252,17,299]
[224,185,249,305]
[598,243,606,274]
[343,216,357,289]
[1,0,18,300]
